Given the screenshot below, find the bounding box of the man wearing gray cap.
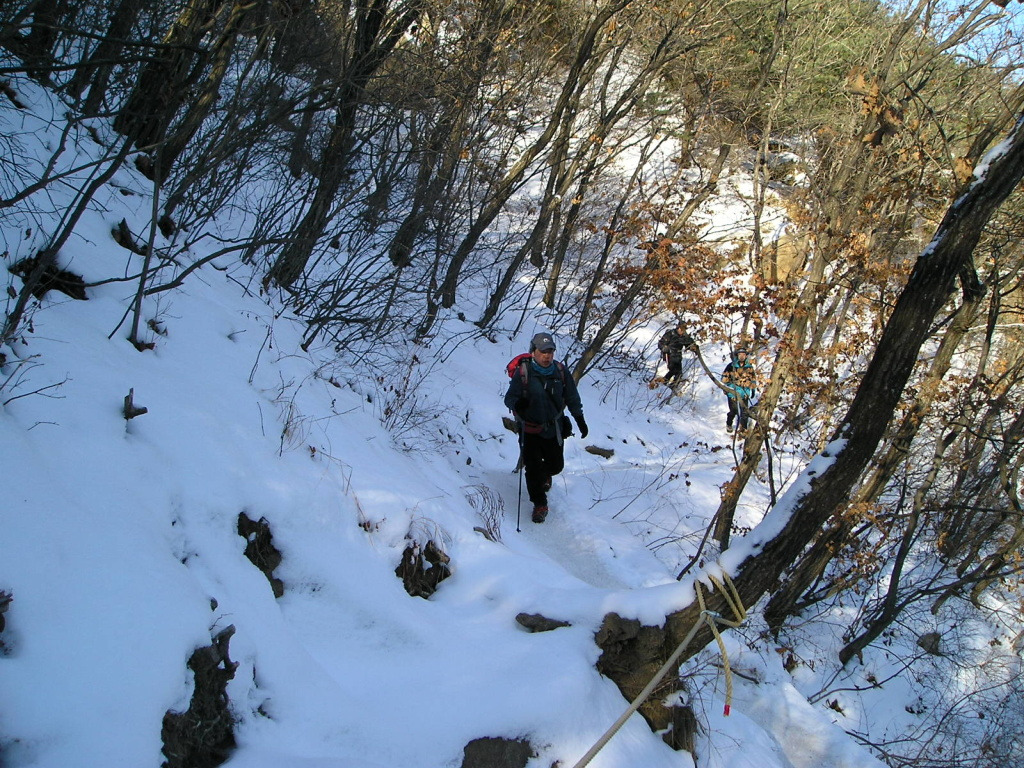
[504,332,588,523]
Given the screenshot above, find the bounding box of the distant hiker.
[722,346,756,433]
[657,322,697,385]
[504,332,588,523]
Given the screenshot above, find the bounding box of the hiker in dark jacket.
[722,346,756,433]
[504,332,588,523]
[657,322,697,385]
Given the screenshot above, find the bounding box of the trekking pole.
[516,426,524,532]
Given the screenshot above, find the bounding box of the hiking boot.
[532,505,549,523]
[726,422,734,434]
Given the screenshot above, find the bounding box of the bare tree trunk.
[4,0,71,83]
[574,132,669,338]
[387,2,507,270]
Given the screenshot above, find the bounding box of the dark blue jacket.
[504,360,583,440]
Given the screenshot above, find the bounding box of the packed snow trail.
[517,497,629,590]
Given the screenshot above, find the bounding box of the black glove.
[514,397,530,414]
[575,416,588,439]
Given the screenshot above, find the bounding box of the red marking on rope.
[723,704,731,716]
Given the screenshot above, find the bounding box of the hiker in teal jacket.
[504,332,587,523]
[723,346,756,433]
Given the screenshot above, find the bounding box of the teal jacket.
[723,357,756,401]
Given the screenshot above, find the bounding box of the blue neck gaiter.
[531,360,556,376]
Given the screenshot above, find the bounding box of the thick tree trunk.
[763,275,987,627]
[596,113,1024,734]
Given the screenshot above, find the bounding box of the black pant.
[664,355,682,382]
[521,432,564,506]
[726,396,749,430]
